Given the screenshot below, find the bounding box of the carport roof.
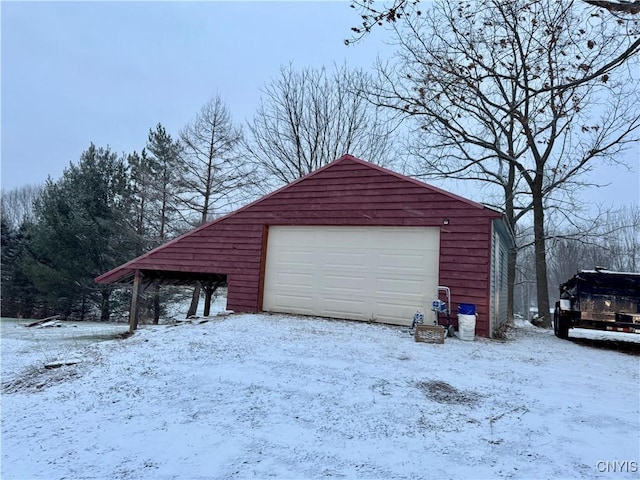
[102,269,227,286]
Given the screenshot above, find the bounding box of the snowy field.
[1,305,639,480]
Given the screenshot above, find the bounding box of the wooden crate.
[414,325,445,344]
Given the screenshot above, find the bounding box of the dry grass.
[416,380,482,406]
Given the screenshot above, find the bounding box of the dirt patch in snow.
[416,380,483,406]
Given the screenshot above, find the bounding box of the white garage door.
[263,226,440,326]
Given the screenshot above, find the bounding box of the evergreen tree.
[1,216,40,318]
[128,149,157,255]
[146,123,183,244]
[145,124,183,323]
[26,144,137,320]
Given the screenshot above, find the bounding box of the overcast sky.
[1,1,638,208]
[1,1,389,187]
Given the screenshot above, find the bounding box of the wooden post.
[203,278,225,317]
[129,269,142,333]
[186,284,201,318]
[203,287,213,317]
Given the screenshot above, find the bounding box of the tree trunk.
[153,284,160,325]
[100,289,110,322]
[532,190,551,328]
[80,295,86,321]
[187,284,201,318]
[203,286,213,317]
[504,163,517,324]
[129,270,142,333]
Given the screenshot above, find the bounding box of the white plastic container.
[457,314,476,341]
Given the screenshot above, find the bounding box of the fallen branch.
[25,315,61,328]
[44,359,83,369]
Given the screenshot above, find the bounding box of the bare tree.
[583,1,640,14]
[244,63,401,189]
[347,0,640,44]
[361,0,639,327]
[1,184,43,229]
[179,94,255,317]
[610,205,640,271]
[542,204,640,308]
[514,228,537,319]
[180,94,253,223]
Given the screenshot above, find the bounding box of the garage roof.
[96,155,502,285]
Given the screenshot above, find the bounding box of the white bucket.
[457,314,476,341]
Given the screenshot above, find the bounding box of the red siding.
[96,156,502,337]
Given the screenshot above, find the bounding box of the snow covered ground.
[1,305,639,480]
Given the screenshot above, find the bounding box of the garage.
[263,226,440,325]
[96,154,513,337]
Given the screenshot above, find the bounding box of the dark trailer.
[554,269,640,338]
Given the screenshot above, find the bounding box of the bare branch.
[582,1,640,14]
[244,64,401,188]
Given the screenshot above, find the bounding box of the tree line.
[2,0,638,325]
[515,205,640,319]
[1,67,397,321]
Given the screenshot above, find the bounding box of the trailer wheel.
[554,307,569,339]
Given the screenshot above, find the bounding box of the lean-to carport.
[98,267,226,333]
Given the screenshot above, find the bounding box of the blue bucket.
[458,303,476,315]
